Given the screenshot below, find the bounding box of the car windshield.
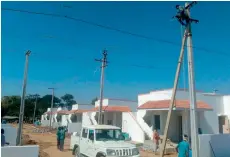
[95,129,125,141]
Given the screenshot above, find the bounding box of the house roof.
[91,106,131,112]
[138,99,212,110]
[67,109,90,114]
[44,109,89,115]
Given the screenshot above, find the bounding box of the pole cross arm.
[173,1,199,26]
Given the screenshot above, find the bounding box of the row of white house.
[41,88,230,143]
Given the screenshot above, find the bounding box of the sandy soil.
[17,124,177,157]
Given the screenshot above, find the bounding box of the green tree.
[61,94,77,107]
[1,96,21,117]
[37,94,61,114]
[24,94,41,119]
[91,97,98,105]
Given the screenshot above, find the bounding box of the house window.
[154,115,160,130]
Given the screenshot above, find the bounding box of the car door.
[87,129,95,157]
[80,128,88,156]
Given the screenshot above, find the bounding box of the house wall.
[1,145,39,157]
[68,122,82,134]
[82,112,93,126]
[41,120,50,127]
[72,104,79,110]
[199,134,230,157]
[78,104,93,110]
[52,122,61,129]
[61,115,68,126]
[223,95,230,119]
[143,110,204,142]
[122,112,144,143]
[94,99,137,111]
[95,99,109,107]
[108,99,138,112]
[1,125,17,146]
[72,104,93,110]
[138,89,220,136]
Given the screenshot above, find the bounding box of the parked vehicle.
[71,125,140,157]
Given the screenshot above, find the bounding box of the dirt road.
[20,124,176,157]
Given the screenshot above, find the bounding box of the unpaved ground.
[17,124,176,157]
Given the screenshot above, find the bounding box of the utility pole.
[186,2,199,157]
[16,50,31,146]
[160,2,199,156]
[48,88,55,129]
[95,49,108,124]
[160,29,187,157]
[32,94,39,124]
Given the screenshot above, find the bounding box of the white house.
[41,104,92,129]
[66,104,93,133]
[135,88,230,143]
[40,89,229,144]
[85,98,145,143]
[41,107,59,127]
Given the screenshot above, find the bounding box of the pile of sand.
[22,134,50,157]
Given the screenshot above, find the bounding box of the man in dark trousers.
[59,127,66,151]
[56,127,61,150]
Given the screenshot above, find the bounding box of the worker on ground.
[56,127,61,150]
[1,129,9,147]
[59,126,66,151]
[176,134,190,157]
[153,127,160,155]
[189,147,192,157]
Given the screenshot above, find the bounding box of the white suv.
[72,125,140,157]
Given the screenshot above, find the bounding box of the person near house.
[56,127,61,150]
[153,128,160,154]
[176,134,190,157]
[59,127,66,151]
[189,148,192,157]
[1,129,9,147]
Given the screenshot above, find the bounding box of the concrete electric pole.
[48,88,55,129]
[95,50,108,125]
[160,2,199,156]
[185,2,199,157]
[16,50,31,146]
[160,29,188,157]
[32,94,39,124]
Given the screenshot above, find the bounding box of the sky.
[1,1,230,103]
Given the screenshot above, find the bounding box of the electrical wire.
[2,7,230,57]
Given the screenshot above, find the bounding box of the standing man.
[56,127,61,150]
[59,127,66,151]
[176,134,190,157]
[153,127,160,154]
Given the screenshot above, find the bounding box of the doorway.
[154,115,160,131]
[218,115,227,133]
[178,116,183,142]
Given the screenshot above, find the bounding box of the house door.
[218,116,228,133]
[178,116,183,142]
[154,115,160,130]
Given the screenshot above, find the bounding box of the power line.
[2,7,230,57]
